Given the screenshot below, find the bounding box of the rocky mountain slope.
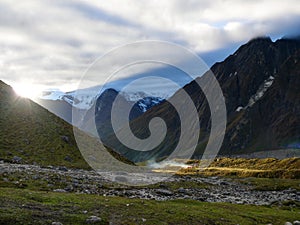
[100,37,300,162]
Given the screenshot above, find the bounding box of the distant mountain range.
[97,37,300,162]
[37,88,165,127]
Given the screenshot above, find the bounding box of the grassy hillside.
[0,80,90,169]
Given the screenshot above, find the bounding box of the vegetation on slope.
[0,81,90,169]
[181,157,300,179]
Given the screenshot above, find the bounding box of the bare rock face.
[86,216,102,224]
[188,37,300,155]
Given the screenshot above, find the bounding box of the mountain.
[0,81,89,168]
[78,88,165,138]
[37,88,165,127]
[101,37,300,162]
[121,91,165,112]
[0,81,133,168]
[36,88,98,125]
[209,37,300,154]
[36,63,193,127]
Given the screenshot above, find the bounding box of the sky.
[1,0,300,97]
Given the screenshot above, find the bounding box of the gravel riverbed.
[0,162,299,206]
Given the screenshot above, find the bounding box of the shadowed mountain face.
[99,37,300,162]
[93,88,181,162]
[94,88,144,140]
[190,37,300,155]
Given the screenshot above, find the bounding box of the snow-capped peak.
[40,90,65,101]
[39,89,97,110]
[39,88,167,112]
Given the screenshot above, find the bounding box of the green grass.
[0,187,299,225]
[0,82,90,169]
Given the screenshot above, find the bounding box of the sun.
[13,82,42,99]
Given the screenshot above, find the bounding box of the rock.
[12,156,22,163]
[52,222,63,225]
[58,166,68,171]
[196,197,206,201]
[83,189,91,194]
[61,135,70,143]
[156,189,173,196]
[86,216,102,223]
[3,178,9,182]
[285,222,293,225]
[219,181,230,185]
[64,185,74,192]
[294,221,300,225]
[53,189,67,193]
[64,155,72,162]
[142,218,147,222]
[177,187,187,194]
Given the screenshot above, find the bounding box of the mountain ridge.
[99,37,300,162]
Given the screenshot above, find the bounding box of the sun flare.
[13,82,42,99]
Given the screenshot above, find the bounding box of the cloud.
[0,0,299,92]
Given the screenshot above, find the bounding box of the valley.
[1,36,299,224]
[0,160,299,224]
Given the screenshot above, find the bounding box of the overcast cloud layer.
[1,0,300,92]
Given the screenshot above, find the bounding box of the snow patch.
[40,90,65,101]
[236,106,243,112]
[122,91,170,102]
[246,76,274,108]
